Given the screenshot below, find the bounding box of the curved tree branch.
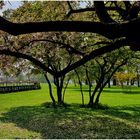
[59,38,129,76]
[26,39,85,56]
[0,38,131,77]
[0,49,56,76]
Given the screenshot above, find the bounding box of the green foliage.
[10,1,69,22]
[115,72,136,86]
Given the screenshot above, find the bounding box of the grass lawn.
[0,84,140,139]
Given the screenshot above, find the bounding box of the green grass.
[0,84,140,138]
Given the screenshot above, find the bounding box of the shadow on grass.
[0,103,140,139]
[102,105,140,122]
[103,89,122,93]
[103,89,140,94]
[69,88,140,94]
[68,86,140,94]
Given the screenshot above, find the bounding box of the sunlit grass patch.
[0,122,41,139]
[0,84,140,138]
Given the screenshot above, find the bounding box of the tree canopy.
[1,1,140,51]
[1,1,140,106]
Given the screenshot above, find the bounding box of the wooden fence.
[0,81,41,93]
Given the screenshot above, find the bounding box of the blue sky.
[0,1,86,16]
[0,1,21,15]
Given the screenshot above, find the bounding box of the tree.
[114,72,136,87]
[0,2,91,105]
[126,55,140,87]
[68,47,133,108]
[72,63,95,106]
[0,1,140,107]
[87,48,132,107]
[0,1,140,64]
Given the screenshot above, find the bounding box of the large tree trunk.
[57,86,62,104]
[44,73,56,105]
[54,76,65,105]
[88,82,101,107]
[94,78,110,107]
[94,87,103,106]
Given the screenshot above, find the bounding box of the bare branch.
[25,39,85,56]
